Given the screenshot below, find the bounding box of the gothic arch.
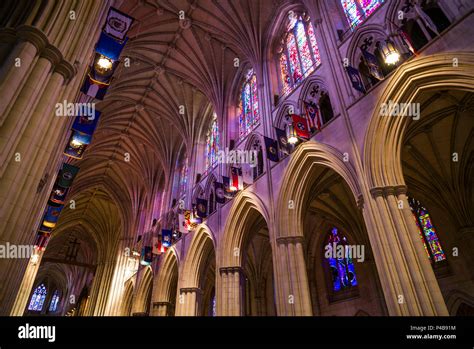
[220,191,271,268]
[121,278,134,316]
[345,24,388,68]
[363,52,474,188]
[179,225,215,290]
[152,248,179,316]
[132,266,153,315]
[176,225,216,316]
[276,141,362,240]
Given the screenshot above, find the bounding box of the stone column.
[364,186,449,315]
[151,301,172,316]
[274,236,312,316]
[218,267,244,316]
[176,287,202,316]
[9,250,44,315]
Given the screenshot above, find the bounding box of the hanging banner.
[72,110,101,136]
[140,246,153,266]
[49,184,70,205]
[103,7,135,42]
[34,232,51,251]
[64,130,92,159]
[161,229,173,248]
[57,163,80,188]
[42,204,64,229]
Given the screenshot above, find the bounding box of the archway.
[176,226,216,316]
[132,266,153,316]
[303,167,386,315]
[363,52,474,315]
[151,249,179,316]
[220,192,275,316]
[121,279,134,316]
[276,141,385,315]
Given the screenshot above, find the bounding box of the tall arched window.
[326,228,358,291]
[179,158,188,196]
[205,113,219,170]
[408,197,446,263]
[28,283,47,311]
[341,0,383,29]
[239,69,260,139]
[49,290,60,312]
[278,11,321,95]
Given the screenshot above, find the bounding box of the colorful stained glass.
[49,290,60,312]
[327,228,357,292]
[179,158,188,196]
[358,0,382,16]
[205,114,219,169]
[251,74,259,125]
[28,283,47,311]
[279,53,291,94]
[296,20,313,74]
[279,13,321,95]
[409,197,446,263]
[238,69,260,139]
[341,0,383,29]
[307,22,321,66]
[287,32,302,84]
[341,0,363,29]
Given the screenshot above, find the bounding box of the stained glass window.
[327,228,357,291]
[28,283,47,311]
[408,197,446,263]
[238,69,260,139]
[341,0,383,30]
[179,158,188,196]
[49,290,60,312]
[205,114,219,169]
[279,12,321,95]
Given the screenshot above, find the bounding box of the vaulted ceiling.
[66,0,293,233]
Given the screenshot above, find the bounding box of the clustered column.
[363,186,449,315]
[274,236,312,316]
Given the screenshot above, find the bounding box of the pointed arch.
[220,191,271,267]
[363,52,474,188]
[276,141,362,239]
[132,266,154,315]
[152,248,179,316]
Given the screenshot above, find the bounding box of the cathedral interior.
[0,0,473,319]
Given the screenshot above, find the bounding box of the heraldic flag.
[161,229,173,248]
[103,7,134,42]
[303,101,322,131]
[57,163,80,188]
[230,167,243,191]
[264,136,279,162]
[196,198,208,219]
[214,182,226,204]
[291,114,310,140]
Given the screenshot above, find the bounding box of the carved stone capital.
[153,301,171,308]
[179,287,202,295]
[394,185,408,196]
[383,186,396,197]
[219,266,243,275]
[54,59,76,81]
[16,25,48,51]
[276,235,305,245]
[369,187,384,198]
